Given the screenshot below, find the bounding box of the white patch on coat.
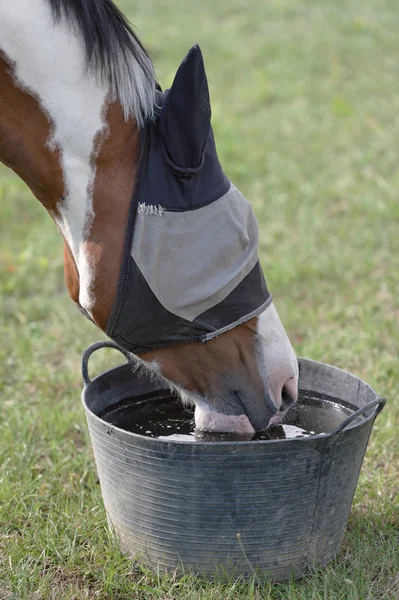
[0,0,109,312]
[256,302,299,412]
[131,356,193,407]
[132,357,162,379]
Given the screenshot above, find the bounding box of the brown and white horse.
[0,0,298,435]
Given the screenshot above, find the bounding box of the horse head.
[121,45,298,433]
[0,0,298,435]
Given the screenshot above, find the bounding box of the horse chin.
[267,411,285,427]
[194,405,255,435]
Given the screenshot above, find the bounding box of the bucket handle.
[329,397,386,436]
[82,341,133,385]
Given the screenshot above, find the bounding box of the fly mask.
[104,45,271,353]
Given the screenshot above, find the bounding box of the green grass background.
[0,0,398,597]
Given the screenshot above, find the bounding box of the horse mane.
[48,0,156,128]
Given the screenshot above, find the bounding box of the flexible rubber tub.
[81,341,385,581]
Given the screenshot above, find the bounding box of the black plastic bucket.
[81,341,385,581]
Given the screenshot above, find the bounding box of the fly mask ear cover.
[105,45,271,353]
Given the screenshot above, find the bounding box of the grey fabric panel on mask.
[131,183,260,322]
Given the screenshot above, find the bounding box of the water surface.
[99,390,362,441]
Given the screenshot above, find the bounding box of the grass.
[0,0,398,597]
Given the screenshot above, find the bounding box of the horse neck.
[0,48,140,329]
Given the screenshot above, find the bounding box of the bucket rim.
[81,352,384,447]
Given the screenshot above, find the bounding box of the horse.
[0,0,298,435]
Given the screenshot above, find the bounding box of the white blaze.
[257,302,299,413]
[0,0,108,312]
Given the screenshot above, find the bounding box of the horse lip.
[234,391,277,432]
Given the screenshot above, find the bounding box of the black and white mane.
[48,0,156,127]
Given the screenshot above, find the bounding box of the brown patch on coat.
[0,52,64,214]
[139,317,263,397]
[84,101,140,329]
[0,52,140,325]
[0,52,81,305]
[63,243,80,304]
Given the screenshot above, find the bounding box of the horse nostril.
[280,386,296,412]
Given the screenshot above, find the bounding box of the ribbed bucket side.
[81,352,383,582]
[86,413,329,581]
[308,420,375,566]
